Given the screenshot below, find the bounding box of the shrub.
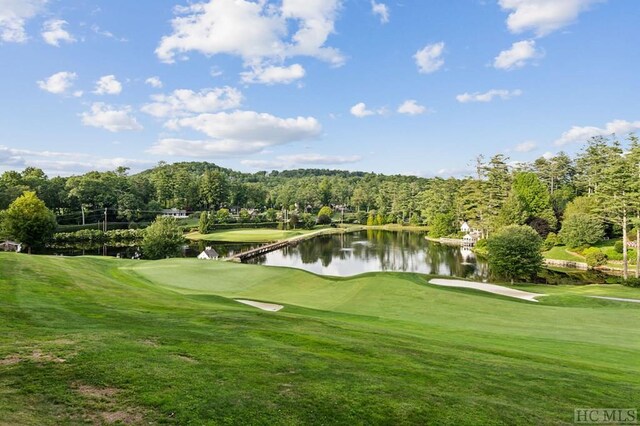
[300,213,316,229]
[317,206,333,225]
[141,217,185,260]
[238,209,251,223]
[623,277,640,288]
[614,240,624,254]
[216,208,231,223]
[487,225,543,283]
[365,213,374,226]
[198,212,211,234]
[473,238,488,256]
[543,232,558,251]
[583,247,607,268]
[559,213,605,248]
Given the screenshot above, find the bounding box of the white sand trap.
[235,299,284,312]
[589,296,640,304]
[428,279,544,302]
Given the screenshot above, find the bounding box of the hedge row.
[57,222,150,232]
[52,229,145,244]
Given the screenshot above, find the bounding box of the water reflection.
[247,230,489,279]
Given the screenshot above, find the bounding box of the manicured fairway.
[1,253,640,425]
[186,228,316,243]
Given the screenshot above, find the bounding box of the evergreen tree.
[595,140,636,279]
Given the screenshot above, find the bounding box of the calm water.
[246,230,490,279]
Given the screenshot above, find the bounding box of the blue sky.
[0,0,638,177]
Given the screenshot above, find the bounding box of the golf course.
[1,252,639,425]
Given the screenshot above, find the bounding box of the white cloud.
[210,66,224,78]
[456,89,523,103]
[493,40,542,70]
[499,0,601,37]
[241,154,362,169]
[0,146,26,168]
[350,102,375,118]
[555,119,640,146]
[542,151,555,160]
[414,42,445,74]
[371,1,389,24]
[37,71,77,95]
[0,145,154,175]
[145,76,163,88]
[41,19,75,46]
[150,110,322,157]
[93,75,123,95]
[90,24,128,42]
[278,154,362,165]
[0,0,48,43]
[141,87,243,118]
[80,103,143,132]
[241,63,306,85]
[397,100,427,115]
[513,141,537,152]
[156,0,344,84]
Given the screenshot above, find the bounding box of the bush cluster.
[583,247,608,268]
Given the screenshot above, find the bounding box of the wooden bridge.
[226,227,348,262]
[227,239,296,262]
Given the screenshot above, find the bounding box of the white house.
[197,247,219,260]
[462,234,475,247]
[461,221,471,233]
[0,240,21,252]
[162,208,188,219]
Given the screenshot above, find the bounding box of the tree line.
[1,133,639,278]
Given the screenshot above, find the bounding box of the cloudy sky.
[0,0,638,177]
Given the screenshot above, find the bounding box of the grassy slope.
[186,229,316,243]
[542,246,585,262]
[1,254,639,425]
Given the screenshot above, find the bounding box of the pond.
[38,229,609,284]
[245,230,490,279]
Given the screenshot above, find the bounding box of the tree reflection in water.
[245,230,488,279]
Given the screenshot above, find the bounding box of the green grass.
[594,239,638,263]
[542,246,585,262]
[186,228,316,243]
[1,253,640,424]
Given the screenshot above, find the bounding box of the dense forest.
[1,134,639,249]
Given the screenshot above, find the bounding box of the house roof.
[201,248,218,258]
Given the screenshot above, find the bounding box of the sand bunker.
[589,296,640,304]
[428,279,544,302]
[235,299,284,312]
